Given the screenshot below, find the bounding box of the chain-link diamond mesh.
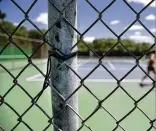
[0,0,156,131]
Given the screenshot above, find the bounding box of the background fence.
[0,0,155,131]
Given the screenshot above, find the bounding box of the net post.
[48,0,78,131]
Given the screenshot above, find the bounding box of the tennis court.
[27,58,155,82]
[0,58,155,131]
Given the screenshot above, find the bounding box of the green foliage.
[0,21,15,34]
[0,15,152,57]
[0,10,6,20]
[0,21,28,37]
[28,29,46,39]
[28,29,42,39]
[15,26,28,37]
[78,38,151,56]
[77,40,89,52]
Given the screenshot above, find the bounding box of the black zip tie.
[48,49,77,61]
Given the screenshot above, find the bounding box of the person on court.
[140,50,156,86]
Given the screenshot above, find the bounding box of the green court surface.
[0,59,155,131]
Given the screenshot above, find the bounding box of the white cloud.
[129,34,153,43]
[13,22,19,26]
[83,37,95,42]
[145,14,156,21]
[35,12,48,25]
[110,20,120,25]
[128,25,144,30]
[134,31,141,35]
[127,0,156,7]
[151,28,156,33]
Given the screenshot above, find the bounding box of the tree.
[77,40,89,52]
[0,21,28,37]
[15,26,28,37]
[0,21,15,33]
[28,29,46,39]
[77,37,151,56]
[0,10,6,21]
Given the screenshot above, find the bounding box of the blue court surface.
[26,58,155,83]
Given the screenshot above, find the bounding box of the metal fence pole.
[48,0,78,131]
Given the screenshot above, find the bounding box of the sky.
[0,0,156,43]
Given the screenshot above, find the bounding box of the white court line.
[85,79,153,83]
[78,67,147,71]
[26,74,42,81]
[26,75,153,83]
[107,61,116,70]
[78,60,90,67]
[26,60,90,81]
[26,60,153,82]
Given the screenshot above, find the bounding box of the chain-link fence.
[0,0,156,131]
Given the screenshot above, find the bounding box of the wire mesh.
[0,0,155,131]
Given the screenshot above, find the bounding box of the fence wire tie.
[32,49,77,104]
[32,54,52,104]
[48,49,77,61]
